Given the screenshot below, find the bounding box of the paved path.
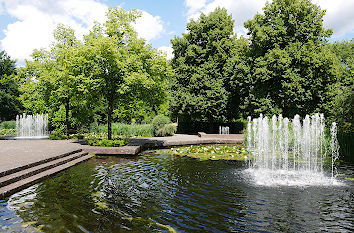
[129,134,244,148]
[0,140,81,174]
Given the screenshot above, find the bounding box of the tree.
[327,39,354,85]
[0,51,22,121]
[242,0,341,117]
[327,40,354,133]
[0,50,16,76]
[19,25,92,135]
[81,7,171,139]
[170,8,238,131]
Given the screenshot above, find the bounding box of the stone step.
[0,151,88,188]
[0,149,83,178]
[0,153,94,198]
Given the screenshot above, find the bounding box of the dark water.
[1,151,353,232]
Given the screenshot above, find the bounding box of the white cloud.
[185,0,207,16]
[313,0,354,38]
[158,46,173,60]
[0,0,166,65]
[133,10,164,42]
[0,0,107,65]
[184,0,354,39]
[185,0,266,37]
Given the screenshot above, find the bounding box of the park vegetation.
[0,0,352,153]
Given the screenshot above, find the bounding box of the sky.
[0,0,353,66]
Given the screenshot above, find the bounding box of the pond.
[0,150,353,232]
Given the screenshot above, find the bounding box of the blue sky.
[0,0,353,66]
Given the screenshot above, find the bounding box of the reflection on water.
[1,152,353,232]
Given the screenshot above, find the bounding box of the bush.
[152,115,176,136]
[0,120,16,129]
[0,129,16,137]
[49,132,67,140]
[88,138,127,147]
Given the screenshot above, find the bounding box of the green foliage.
[151,115,175,136]
[170,8,239,126]
[327,39,353,85]
[91,122,153,137]
[152,115,170,131]
[243,0,339,117]
[233,118,248,133]
[337,132,354,160]
[163,124,177,136]
[80,7,171,139]
[0,51,22,121]
[0,129,16,137]
[330,85,354,133]
[327,40,353,134]
[49,132,67,140]
[165,145,248,161]
[88,138,127,147]
[19,8,171,139]
[0,117,16,137]
[0,50,16,76]
[241,0,340,117]
[0,120,16,129]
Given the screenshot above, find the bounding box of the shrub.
[152,115,175,136]
[164,124,177,136]
[0,129,16,137]
[88,138,128,147]
[152,115,171,137]
[49,132,67,140]
[0,121,16,129]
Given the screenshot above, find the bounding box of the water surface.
[1,151,353,232]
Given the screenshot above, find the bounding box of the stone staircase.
[0,149,93,198]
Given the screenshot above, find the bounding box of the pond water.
[0,151,353,232]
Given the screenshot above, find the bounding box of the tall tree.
[243,0,341,117]
[0,51,22,121]
[327,39,354,85]
[19,25,92,135]
[0,50,16,76]
[81,7,171,139]
[170,8,238,131]
[327,39,354,132]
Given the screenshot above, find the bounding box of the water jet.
[245,114,341,186]
[14,114,49,140]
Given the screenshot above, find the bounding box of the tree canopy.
[241,0,341,117]
[19,7,171,139]
[170,8,239,129]
[0,51,22,121]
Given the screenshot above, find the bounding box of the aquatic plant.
[166,145,248,161]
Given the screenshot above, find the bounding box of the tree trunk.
[65,98,69,137]
[107,98,113,140]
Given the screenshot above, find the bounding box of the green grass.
[161,145,249,161]
[91,123,153,137]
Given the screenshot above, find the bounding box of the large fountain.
[15,113,49,139]
[245,113,340,186]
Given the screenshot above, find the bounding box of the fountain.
[245,113,341,186]
[219,126,229,134]
[15,113,49,139]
